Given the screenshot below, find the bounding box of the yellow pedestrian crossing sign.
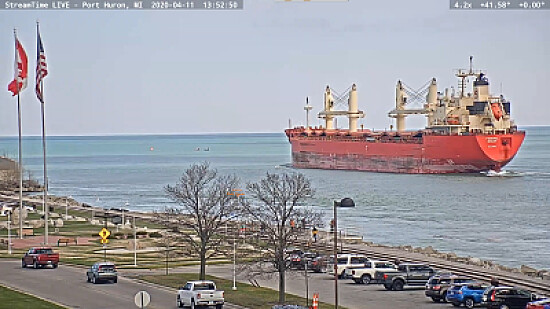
[99,227,110,240]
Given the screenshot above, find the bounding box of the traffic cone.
[312,293,319,309]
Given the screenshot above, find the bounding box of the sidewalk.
[3,235,95,249]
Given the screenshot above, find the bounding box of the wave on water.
[275,163,294,169]
[481,169,523,177]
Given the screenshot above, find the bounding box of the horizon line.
[0,125,547,138]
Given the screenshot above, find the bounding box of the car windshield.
[99,265,115,271]
[194,283,215,291]
[466,285,488,290]
[35,249,53,254]
[454,278,474,284]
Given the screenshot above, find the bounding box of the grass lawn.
[140,273,347,309]
[0,285,66,309]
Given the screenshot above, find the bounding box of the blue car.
[446,283,488,308]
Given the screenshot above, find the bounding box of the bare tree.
[242,172,321,303]
[165,162,240,280]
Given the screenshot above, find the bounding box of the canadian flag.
[8,38,28,96]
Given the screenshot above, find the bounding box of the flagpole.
[15,29,24,240]
[37,21,49,245]
[41,90,48,245]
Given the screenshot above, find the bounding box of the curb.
[0,283,70,309]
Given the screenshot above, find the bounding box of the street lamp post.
[133,215,137,267]
[333,201,338,309]
[123,202,128,228]
[66,195,72,219]
[333,198,355,309]
[305,260,309,307]
[232,239,237,290]
[7,211,12,255]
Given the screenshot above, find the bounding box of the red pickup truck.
[22,247,59,269]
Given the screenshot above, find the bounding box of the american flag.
[35,27,48,103]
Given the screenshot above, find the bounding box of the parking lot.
[175,264,443,309]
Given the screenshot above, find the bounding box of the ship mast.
[304,97,313,128]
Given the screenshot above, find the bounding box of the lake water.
[0,127,548,269]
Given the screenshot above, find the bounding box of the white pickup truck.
[344,260,397,284]
[177,280,224,309]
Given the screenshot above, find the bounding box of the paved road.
[155,264,442,309]
[0,260,241,309]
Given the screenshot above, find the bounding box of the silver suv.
[86,262,118,284]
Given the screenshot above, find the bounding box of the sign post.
[134,291,150,309]
[99,227,110,261]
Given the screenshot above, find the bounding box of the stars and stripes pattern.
[35,27,48,103]
[7,37,28,96]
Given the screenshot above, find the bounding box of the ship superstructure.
[285,59,525,173]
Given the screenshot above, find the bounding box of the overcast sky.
[0,0,548,136]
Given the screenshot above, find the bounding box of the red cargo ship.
[285,60,525,174]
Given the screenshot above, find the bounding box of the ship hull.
[287,132,525,174]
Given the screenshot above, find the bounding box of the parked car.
[290,252,319,270]
[482,286,540,309]
[177,280,224,309]
[527,299,550,309]
[446,283,488,308]
[327,254,369,279]
[21,247,59,269]
[86,262,118,284]
[308,255,329,273]
[345,260,397,284]
[425,274,475,302]
[374,263,435,291]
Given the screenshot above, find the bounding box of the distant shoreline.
[0,125,547,139]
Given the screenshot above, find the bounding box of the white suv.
[327,254,369,279]
[345,260,397,284]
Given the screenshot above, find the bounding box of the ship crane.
[318,84,365,132]
[388,79,437,132]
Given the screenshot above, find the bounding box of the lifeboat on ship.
[491,103,503,120]
[447,115,460,125]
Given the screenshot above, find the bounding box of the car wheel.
[92,276,97,284]
[441,291,448,303]
[216,305,223,309]
[177,296,183,308]
[361,274,372,285]
[392,280,404,291]
[87,274,91,282]
[21,260,26,268]
[431,297,441,303]
[113,278,117,283]
[499,305,510,309]
[464,298,475,309]
[53,264,58,269]
[190,299,195,309]
[383,283,392,290]
[33,261,39,269]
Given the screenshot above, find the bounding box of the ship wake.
[482,170,522,177]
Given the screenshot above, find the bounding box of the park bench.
[57,238,77,246]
